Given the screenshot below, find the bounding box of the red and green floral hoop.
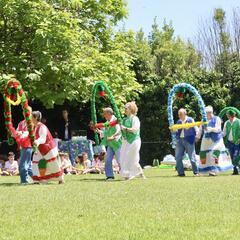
[3,79,35,147]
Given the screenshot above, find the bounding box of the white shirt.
[105,115,121,140]
[131,116,140,132]
[179,116,198,138]
[64,122,69,140]
[180,117,187,138]
[223,117,237,141]
[5,160,18,171]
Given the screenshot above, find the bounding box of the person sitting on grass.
[83,154,105,174]
[0,158,5,175]
[2,152,19,176]
[75,152,91,174]
[112,157,120,174]
[60,152,74,175]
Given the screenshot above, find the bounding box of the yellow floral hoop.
[5,93,21,106]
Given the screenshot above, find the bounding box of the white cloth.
[120,138,143,178]
[198,119,232,173]
[131,116,140,132]
[35,125,48,146]
[33,123,63,182]
[4,161,18,171]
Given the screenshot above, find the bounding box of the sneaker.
[177,174,185,177]
[128,176,136,181]
[209,172,216,176]
[21,182,29,185]
[139,173,146,179]
[232,167,239,175]
[194,173,200,177]
[106,177,115,181]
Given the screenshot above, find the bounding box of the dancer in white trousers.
[120,102,145,180]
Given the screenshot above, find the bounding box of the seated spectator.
[2,152,19,176]
[84,154,105,174]
[75,152,91,174]
[0,159,4,175]
[53,132,61,149]
[112,158,120,174]
[60,152,73,175]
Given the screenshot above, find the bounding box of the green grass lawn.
[0,169,240,240]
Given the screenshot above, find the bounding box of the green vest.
[101,117,122,151]
[225,118,240,145]
[122,116,140,144]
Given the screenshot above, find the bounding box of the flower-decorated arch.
[3,79,35,147]
[219,106,240,119]
[167,83,207,148]
[91,81,122,145]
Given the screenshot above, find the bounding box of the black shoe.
[232,167,239,175]
[106,177,115,181]
[177,174,185,177]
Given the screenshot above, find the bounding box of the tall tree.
[0,0,140,108]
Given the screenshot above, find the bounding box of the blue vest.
[176,117,196,144]
[204,116,222,142]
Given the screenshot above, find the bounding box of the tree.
[0,0,140,108]
[132,20,230,165]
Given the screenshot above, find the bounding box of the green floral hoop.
[219,107,240,119]
[91,81,122,145]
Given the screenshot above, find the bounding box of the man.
[16,107,33,184]
[174,108,199,176]
[223,110,240,175]
[100,108,121,180]
[2,152,19,176]
[58,109,72,141]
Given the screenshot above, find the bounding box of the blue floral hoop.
[167,83,207,148]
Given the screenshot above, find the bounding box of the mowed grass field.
[0,169,240,240]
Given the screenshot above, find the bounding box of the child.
[75,152,91,174]
[60,152,73,175]
[2,152,19,176]
[84,154,105,174]
[112,157,120,174]
[0,158,4,176]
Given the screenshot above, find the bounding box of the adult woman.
[32,111,64,184]
[120,102,145,180]
[197,106,232,176]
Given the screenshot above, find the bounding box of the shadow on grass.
[0,182,58,187]
[71,178,122,182]
[0,182,21,187]
[147,173,234,179]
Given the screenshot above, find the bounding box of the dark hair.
[32,111,42,121]
[227,110,236,117]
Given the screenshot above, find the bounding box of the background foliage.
[0,1,239,164]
